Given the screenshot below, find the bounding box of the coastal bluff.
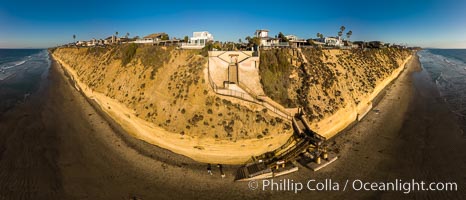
[51,45,412,163]
[51,45,292,164]
[258,48,412,138]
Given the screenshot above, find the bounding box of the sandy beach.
[0,53,464,199]
[0,59,265,199]
[277,54,466,199]
[51,48,293,165]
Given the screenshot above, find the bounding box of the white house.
[255,29,272,46]
[285,35,298,41]
[104,35,118,45]
[255,29,269,38]
[254,29,288,47]
[181,31,214,49]
[262,37,281,47]
[76,40,86,46]
[286,35,307,48]
[315,37,343,47]
[86,38,97,46]
[134,38,154,44]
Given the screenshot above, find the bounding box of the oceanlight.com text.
[248,179,458,194]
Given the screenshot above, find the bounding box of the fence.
[207,53,293,120]
[180,43,204,49]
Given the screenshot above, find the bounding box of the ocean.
[418,49,466,131]
[0,49,50,113]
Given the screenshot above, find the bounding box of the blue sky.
[1,0,465,48]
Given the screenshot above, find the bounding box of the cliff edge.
[52,45,292,164]
[259,48,412,138]
[51,45,412,163]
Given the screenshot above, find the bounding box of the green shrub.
[121,43,138,66]
[259,49,295,107]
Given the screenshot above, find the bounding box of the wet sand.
[0,54,465,199]
[0,59,264,199]
[276,54,466,199]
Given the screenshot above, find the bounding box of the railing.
[262,101,292,120]
[237,82,259,99]
[271,134,298,155]
[207,65,255,103]
[207,67,218,90]
[207,58,292,120]
[217,89,251,101]
[133,40,153,44]
[180,43,205,49]
[274,137,310,163]
[292,117,304,134]
[238,80,292,120]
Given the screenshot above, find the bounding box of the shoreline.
[51,52,292,164]
[313,53,413,139]
[51,49,413,164]
[1,50,464,199]
[50,52,415,167]
[331,53,415,139]
[276,52,465,199]
[46,53,263,199]
[57,59,207,167]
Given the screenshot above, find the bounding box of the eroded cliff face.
[259,48,412,137]
[51,44,412,163]
[52,45,291,141]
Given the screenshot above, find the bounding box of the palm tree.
[346,30,353,40]
[125,32,130,38]
[339,26,346,39]
[73,34,76,43]
[114,31,119,44]
[340,26,346,33]
[316,33,324,39]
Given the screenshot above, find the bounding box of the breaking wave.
[418,49,466,132]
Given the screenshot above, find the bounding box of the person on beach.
[217,164,225,178]
[207,164,212,175]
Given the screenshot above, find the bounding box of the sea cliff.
[51,45,292,164]
[51,45,412,163]
[259,48,412,138]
